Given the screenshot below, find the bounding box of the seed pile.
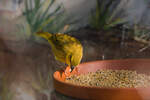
[66,69,150,88]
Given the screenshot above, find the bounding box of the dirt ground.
[0,28,150,100]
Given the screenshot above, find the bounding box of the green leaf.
[39,0,55,23]
[45,5,61,21]
[89,0,126,30]
[35,0,40,9]
[30,0,33,11]
[22,0,67,40]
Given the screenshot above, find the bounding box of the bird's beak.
[70,66,75,72]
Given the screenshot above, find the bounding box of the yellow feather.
[36,32,83,68]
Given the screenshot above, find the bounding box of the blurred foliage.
[31,70,51,91]
[89,0,127,30]
[133,24,150,44]
[19,0,68,41]
[0,77,13,100]
[31,67,52,100]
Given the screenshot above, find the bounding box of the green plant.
[0,77,13,100]
[133,24,150,44]
[21,0,67,41]
[90,0,127,30]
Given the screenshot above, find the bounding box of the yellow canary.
[36,32,83,71]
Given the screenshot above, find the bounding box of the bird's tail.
[36,32,52,40]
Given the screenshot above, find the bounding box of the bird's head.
[68,45,83,71]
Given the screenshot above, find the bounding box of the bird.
[36,32,83,72]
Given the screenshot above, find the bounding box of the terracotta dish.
[53,59,150,100]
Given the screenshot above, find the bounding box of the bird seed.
[65,69,150,88]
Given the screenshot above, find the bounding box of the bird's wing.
[50,33,80,51]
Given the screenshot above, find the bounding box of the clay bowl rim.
[53,58,150,90]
